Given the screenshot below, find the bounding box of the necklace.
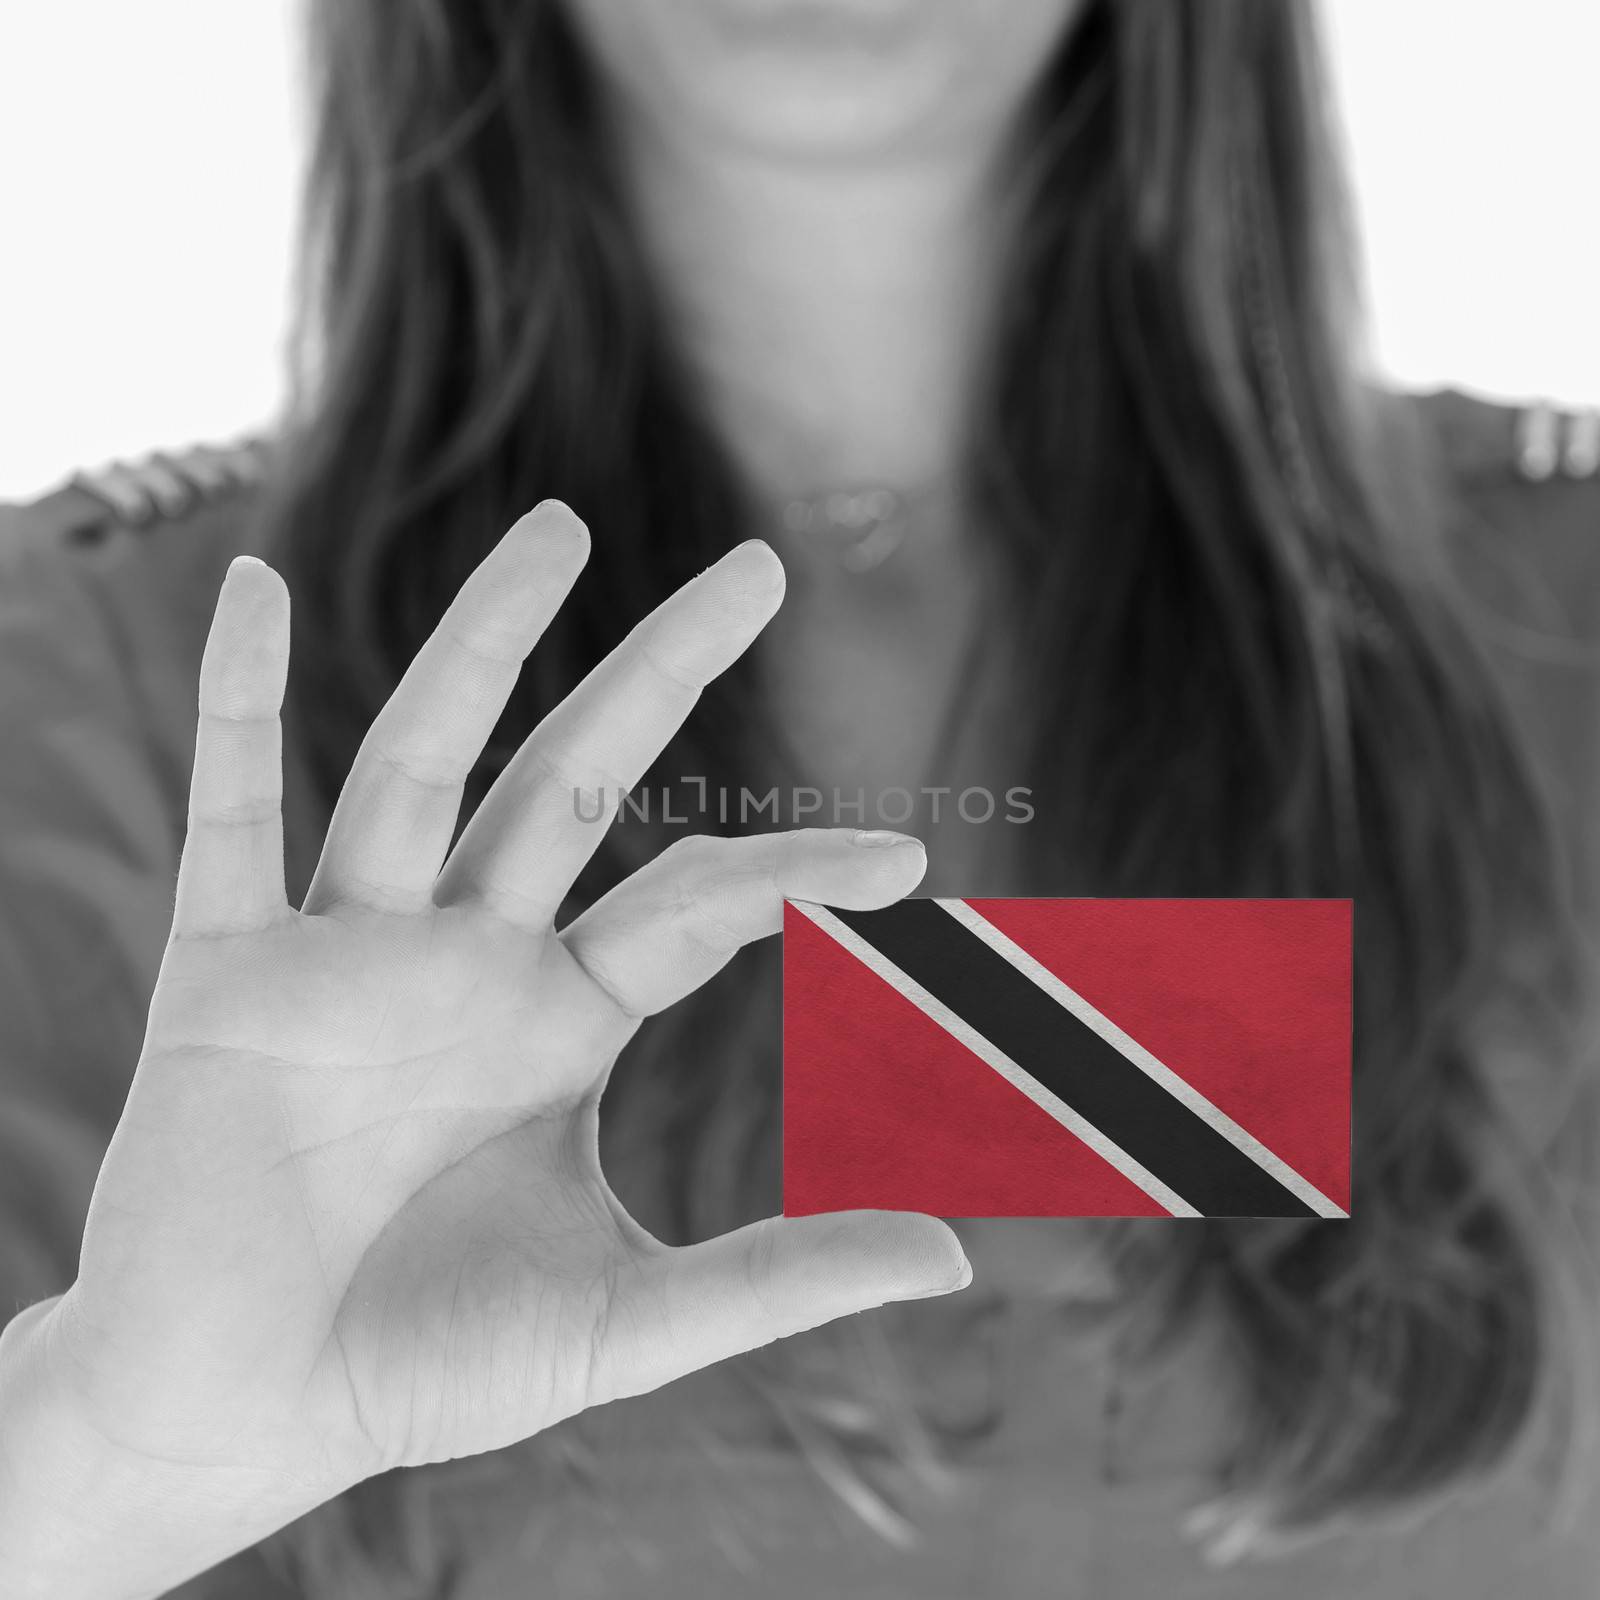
[780,484,912,573]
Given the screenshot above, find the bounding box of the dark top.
[0,392,1597,1598]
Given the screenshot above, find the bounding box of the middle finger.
[434,540,785,924]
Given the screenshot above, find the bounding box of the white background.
[0,1,1596,500]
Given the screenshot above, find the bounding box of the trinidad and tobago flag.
[782,898,1352,1219]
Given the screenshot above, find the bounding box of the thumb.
[592,1212,972,1406]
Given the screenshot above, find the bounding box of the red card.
[782,897,1352,1219]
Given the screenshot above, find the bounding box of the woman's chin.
[561,0,1084,164]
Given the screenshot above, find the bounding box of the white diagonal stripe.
[788,901,1200,1218]
[935,898,1349,1220]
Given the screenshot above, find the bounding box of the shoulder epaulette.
[1507,400,1600,482]
[0,437,271,551]
[1413,387,1600,489]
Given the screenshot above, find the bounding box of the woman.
[0,0,1596,1594]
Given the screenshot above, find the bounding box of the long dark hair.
[260,0,1593,1584]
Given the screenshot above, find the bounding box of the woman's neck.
[611,119,1008,510]
[602,111,1029,890]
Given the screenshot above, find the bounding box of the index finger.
[173,555,292,938]
[301,502,590,917]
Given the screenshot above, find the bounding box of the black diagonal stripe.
[829,900,1317,1218]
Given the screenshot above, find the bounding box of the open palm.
[52,504,966,1519]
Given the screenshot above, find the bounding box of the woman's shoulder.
[1405,385,1600,922]
[0,436,334,912]
[1406,383,1600,623]
[0,438,272,733]
[1411,384,1600,492]
[0,436,270,593]
[1414,387,1600,486]
[0,437,278,898]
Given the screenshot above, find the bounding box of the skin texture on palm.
[0,502,968,1600]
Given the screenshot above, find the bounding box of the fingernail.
[707,540,785,599]
[850,830,923,850]
[898,1253,973,1300]
[719,538,777,566]
[523,501,587,542]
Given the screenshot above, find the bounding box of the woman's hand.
[0,502,966,1598]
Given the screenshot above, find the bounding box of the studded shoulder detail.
[0,436,272,555]
[1508,400,1600,483]
[1412,386,1600,490]
[63,437,271,528]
